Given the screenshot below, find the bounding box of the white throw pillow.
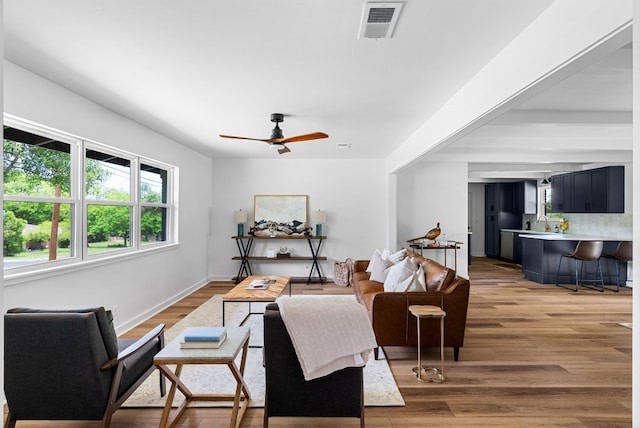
[403,263,426,292]
[387,249,407,264]
[367,250,393,282]
[365,249,379,272]
[383,257,417,292]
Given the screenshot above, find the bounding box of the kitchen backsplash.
[522,213,632,238]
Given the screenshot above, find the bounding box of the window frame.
[138,160,174,249]
[3,115,178,283]
[537,184,550,220]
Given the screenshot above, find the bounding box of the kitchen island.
[519,233,630,285]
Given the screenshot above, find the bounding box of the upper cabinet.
[550,174,572,212]
[513,180,537,214]
[486,180,537,215]
[499,183,514,213]
[550,166,624,213]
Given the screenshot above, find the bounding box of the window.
[3,117,177,275]
[140,163,170,246]
[537,185,551,218]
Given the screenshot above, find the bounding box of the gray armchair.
[263,303,364,428]
[4,307,165,428]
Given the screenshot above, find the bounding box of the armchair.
[263,303,365,428]
[4,307,165,428]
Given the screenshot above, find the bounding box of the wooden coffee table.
[222,276,291,328]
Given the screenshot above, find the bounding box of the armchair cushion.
[115,337,163,398]
[7,306,119,359]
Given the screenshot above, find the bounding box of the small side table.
[154,326,251,428]
[409,305,446,383]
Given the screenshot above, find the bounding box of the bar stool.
[408,305,446,383]
[555,240,605,292]
[601,241,632,292]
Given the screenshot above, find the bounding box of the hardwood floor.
[6,258,632,427]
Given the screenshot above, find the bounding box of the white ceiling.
[3,1,632,181]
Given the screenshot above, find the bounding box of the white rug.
[123,295,404,408]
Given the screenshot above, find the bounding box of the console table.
[408,241,463,271]
[232,235,326,284]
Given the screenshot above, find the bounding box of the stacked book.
[180,326,227,349]
[245,278,276,289]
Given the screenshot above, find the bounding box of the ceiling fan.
[219,113,328,154]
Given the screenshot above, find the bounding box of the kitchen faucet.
[538,215,550,232]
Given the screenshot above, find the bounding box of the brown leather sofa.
[352,249,470,361]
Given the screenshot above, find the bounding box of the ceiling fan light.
[270,143,285,150]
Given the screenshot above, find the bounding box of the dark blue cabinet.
[521,237,625,284]
[485,214,499,257]
[485,183,498,213]
[550,174,572,212]
[550,166,624,213]
[514,180,537,214]
[513,234,523,264]
[499,183,514,213]
[485,184,522,258]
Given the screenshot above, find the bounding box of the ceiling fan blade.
[280,132,329,143]
[219,134,270,143]
[277,145,291,155]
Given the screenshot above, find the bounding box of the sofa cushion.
[387,249,407,264]
[352,271,371,282]
[405,264,426,292]
[421,258,456,291]
[358,279,384,296]
[366,250,394,282]
[384,257,422,292]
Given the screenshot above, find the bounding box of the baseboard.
[114,278,210,335]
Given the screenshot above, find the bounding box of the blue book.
[183,326,227,342]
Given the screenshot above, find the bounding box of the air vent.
[359,2,404,39]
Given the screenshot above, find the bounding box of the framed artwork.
[253,194,308,236]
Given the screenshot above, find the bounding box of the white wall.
[209,158,388,280]
[3,61,213,333]
[396,162,469,278]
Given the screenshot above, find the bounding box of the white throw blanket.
[276,295,378,380]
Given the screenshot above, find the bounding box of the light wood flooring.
[6,257,632,427]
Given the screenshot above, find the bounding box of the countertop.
[517,232,632,241]
[500,229,631,241]
[500,229,552,235]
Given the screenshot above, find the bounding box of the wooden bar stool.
[555,240,605,292]
[601,241,632,292]
[408,305,446,383]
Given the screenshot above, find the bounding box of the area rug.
[123,295,405,408]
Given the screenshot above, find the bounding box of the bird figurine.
[425,222,441,240]
[407,222,441,247]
